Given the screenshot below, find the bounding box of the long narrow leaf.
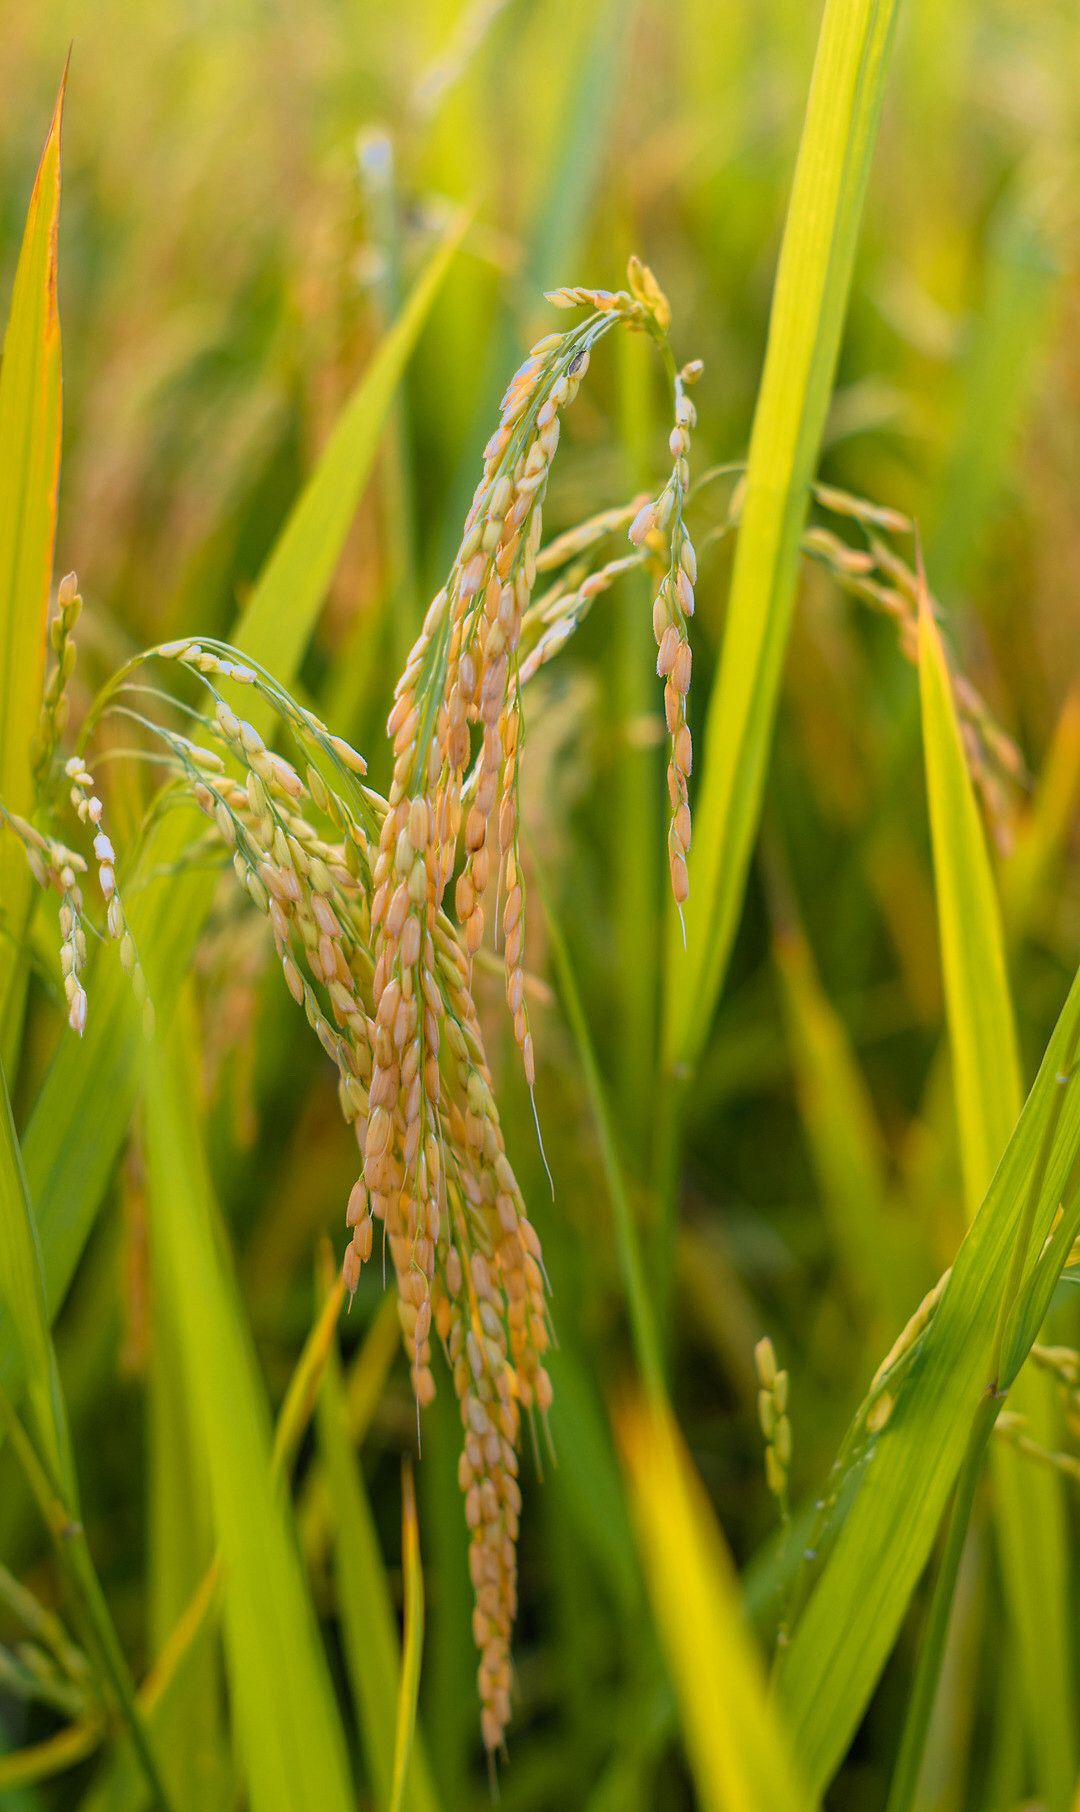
[143,1012,354,1812]
[620,1399,814,1812]
[919,591,1074,1808]
[664,0,900,1072]
[775,965,1080,1791]
[1,1068,172,1809]
[83,1268,364,1812]
[145,1204,226,1812]
[919,598,1021,1199]
[774,919,910,1329]
[0,72,66,1058]
[0,1059,70,1489]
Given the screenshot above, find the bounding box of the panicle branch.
[2,262,697,1756]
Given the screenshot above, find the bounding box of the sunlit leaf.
[776,966,1080,1792]
[664,0,900,1072]
[919,589,1073,1809]
[143,1009,354,1812]
[0,71,66,1058]
[620,1399,814,1812]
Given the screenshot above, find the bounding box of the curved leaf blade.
[775,968,1080,1792]
[0,71,66,1054]
[143,1012,354,1812]
[620,1399,814,1812]
[663,0,899,1073]
[919,589,1074,1809]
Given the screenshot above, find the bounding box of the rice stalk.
[0,260,701,1753]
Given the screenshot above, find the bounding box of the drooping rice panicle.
[799,484,1026,845]
[1,263,697,1757]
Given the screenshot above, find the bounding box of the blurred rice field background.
[1,0,1078,1807]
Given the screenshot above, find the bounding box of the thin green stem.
[533,853,667,1407]
[651,1064,686,1375]
[0,1713,106,1791]
[0,1391,177,1812]
[612,323,659,1147]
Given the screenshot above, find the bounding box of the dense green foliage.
[0,2,1078,1808]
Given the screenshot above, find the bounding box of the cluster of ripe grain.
[2,263,699,1753]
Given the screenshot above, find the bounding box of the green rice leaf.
[775,964,1080,1792]
[1,1066,173,1811]
[621,1399,814,1812]
[918,589,1074,1809]
[918,595,1021,1202]
[774,918,911,1329]
[315,1321,441,1812]
[663,0,900,1073]
[81,1275,371,1812]
[0,72,66,1058]
[0,1058,70,1490]
[144,1206,227,1812]
[142,1011,354,1812]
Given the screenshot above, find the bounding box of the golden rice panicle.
[630,358,703,913]
[362,308,613,1310]
[42,266,692,1756]
[365,779,442,1407]
[497,704,535,1089]
[626,253,672,332]
[441,1215,522,1756]
[427,925,551,1751]
[136,656,382,1312]
[434,924,551,1411]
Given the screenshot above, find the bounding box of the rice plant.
[1,3,1078,1808]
